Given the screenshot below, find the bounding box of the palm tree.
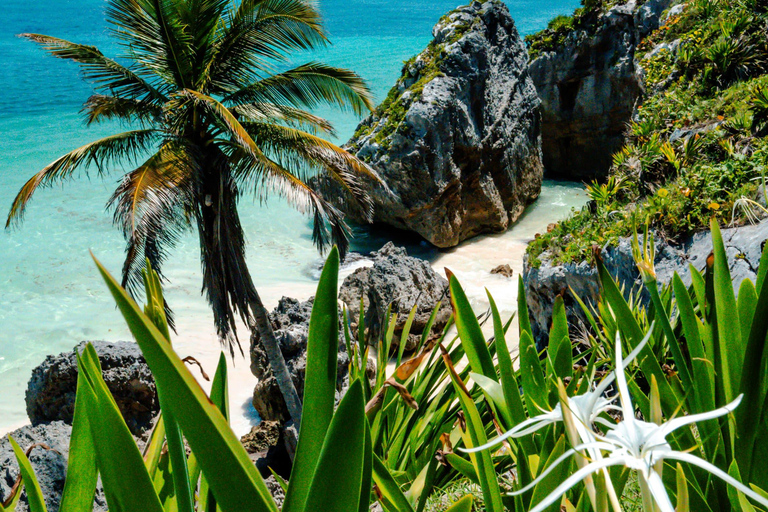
[6,0,380,432]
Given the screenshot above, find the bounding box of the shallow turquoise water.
[0,0,582,431]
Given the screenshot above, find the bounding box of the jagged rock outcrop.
[0,422,107,512]
[339,243,452,351]
[528,0,672,180]
[26,341,158,436]
[343,0,543,247]
[523,219,768,345]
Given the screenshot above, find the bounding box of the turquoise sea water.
[0,0,582,432]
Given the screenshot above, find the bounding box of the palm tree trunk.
[194,151,304,439]
[248,291,304,432]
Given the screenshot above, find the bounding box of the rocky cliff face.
[523,219,768,346]
[529,0,671,180]
[344,0,543,248]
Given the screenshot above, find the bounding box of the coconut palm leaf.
[19,34,167,102]
[234,103,335,135]
[224,62,374,115]
[6,130,158,227]
[208,0,328,89]
[83,95,163,125]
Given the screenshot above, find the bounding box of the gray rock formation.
[339,243,452,351]
[26,341,158,436]
[250,297,353,422]
[0,422,107,512]
[528,0,672,179]
[343,0,543,247]
[523,219,768,345]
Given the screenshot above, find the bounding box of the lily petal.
[658,394,743,438]
[664,452,768,510]
[520,457,627,512]
[508,442,617,496]
[646,470,676,512]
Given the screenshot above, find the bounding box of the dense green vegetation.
[6,221,768,511]
[528,0,768,267]
[524,0,621,60]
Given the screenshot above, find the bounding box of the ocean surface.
[0,0,585,435]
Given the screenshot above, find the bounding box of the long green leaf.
[76,345,164,512]
[8,437,47,512]
[92,256,277,512]
[359,420,373,512]
[58,369,98,512]
[304,380,366,512]
[518,276,533,338]
[548,296,572,380]
[520,330,548,413]
[449,275,496,380]
[443,350,504,512]
[445,495,473,512]
[283,246,340,512]
[710,220,743,402]
[528,435,570,512]
[372,453,415,512]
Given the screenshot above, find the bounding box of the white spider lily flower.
[462,328,654,454]
[508,332,768,512]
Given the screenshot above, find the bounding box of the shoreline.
[0,180,587,439]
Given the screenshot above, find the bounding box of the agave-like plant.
[6,0,383,430]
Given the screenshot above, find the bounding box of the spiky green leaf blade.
[528,435,570,512]
[548,296,572,380]
[76,345,164,512]
[449,275,496,380]
[444,357,503,512]
[518,276,533,338]
[359,420,374,512]
[8,437,47,512]
[303,380,366,512]
[737,242,768,486]
[444,453,480,485]
[58,368,98,512]
[92,257,277,512]
[444,495,474,512]
[710,220,743,401]
[520,330,548,413]
[372,453,415,512]
[283,246,340,512]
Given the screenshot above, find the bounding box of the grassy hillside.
[528,0,768,267]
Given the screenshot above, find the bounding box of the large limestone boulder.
[339,243,452,351]
[528,0,671,180]
[26,341,158,436]
[343,0,543,248]
[523,219,768,346]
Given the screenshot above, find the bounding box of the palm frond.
[106,0,194,88]
[224,62,374,116]
[242,122,380,220]
[18,34,167,102]
[227,142,352,258]
[233,102,335,135]
[207,0,328,91]
[83,94,163,125]
[109,145,196,314]
[6,130,158,228]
